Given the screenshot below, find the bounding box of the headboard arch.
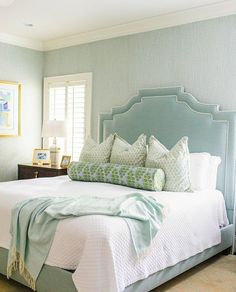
[99,87,236,224]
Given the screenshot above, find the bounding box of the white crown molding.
[0,1,236,51]
[43,0,236,51]
[0,32,43,51]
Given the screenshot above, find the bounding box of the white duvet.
[0,176,228,292]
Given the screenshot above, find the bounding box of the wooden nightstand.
[18,164,67,180]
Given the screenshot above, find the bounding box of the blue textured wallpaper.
[0,43,43,181]
[44,15,236,139]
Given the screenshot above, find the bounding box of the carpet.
[0,255,235,292]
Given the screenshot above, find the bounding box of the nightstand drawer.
[18,164,67,180]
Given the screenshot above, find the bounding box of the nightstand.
[18,164,67,180]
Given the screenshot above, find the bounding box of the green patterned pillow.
[146,136,191,192]
[79,134,114,163]
[110,134,147,166]
[68,162,165,191]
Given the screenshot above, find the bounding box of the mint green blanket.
[7,193,164,290]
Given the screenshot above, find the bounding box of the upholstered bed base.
[0,225,233,292]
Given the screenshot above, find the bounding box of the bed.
[0,86,235,292]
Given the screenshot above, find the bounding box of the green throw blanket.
[7,193,164,290]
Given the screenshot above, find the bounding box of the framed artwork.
[33,149,51,166]
[0,81,21,137]
[60,155,71,168]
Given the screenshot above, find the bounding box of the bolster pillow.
[68,162,165,191]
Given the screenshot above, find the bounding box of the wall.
[44,15,236,140]
[1,15,235,181]
[0,42,43,181]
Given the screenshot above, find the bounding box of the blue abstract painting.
[0,82,20,136]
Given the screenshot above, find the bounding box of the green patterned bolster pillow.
[68,162,165,191]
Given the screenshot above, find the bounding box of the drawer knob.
[34,171,39,178]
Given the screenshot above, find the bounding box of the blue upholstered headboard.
[99,87,236,225]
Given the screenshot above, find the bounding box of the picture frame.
[0,81,21,137]
[60,155,71,168]
[32,149,51,166]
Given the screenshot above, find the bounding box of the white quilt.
[0,176,228,292]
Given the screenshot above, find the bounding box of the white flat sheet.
[0,176,228,292]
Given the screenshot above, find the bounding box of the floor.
[0,255,235,292]
[155,255,236,292]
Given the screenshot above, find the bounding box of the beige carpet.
[0,255,235,292]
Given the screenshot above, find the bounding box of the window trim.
[43,72,92,149]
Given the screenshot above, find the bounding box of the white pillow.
[190,153,221,190]
[190,153,211,190]
[208,156,221,189]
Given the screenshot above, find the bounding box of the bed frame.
[0,86,235,292]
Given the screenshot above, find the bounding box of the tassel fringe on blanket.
[7,248,36,291]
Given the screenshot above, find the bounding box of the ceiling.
[0,0,235,50]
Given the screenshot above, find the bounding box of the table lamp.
[42,120,67,167]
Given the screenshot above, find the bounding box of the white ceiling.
[0,0,235,50]
[0,0,231,40]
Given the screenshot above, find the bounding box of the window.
[43,73,92,161]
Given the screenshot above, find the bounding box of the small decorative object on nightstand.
[32,148,51,166]
[18,164,67,180]
[60,155,71,168]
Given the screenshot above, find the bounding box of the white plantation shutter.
[43,73,92,161]
[67,84,86,160]
[49,87,66,121]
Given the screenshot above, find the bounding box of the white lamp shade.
[42,120,67,138]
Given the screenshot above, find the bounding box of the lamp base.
[50,146,61,167]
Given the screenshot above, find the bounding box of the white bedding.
[0,176,228,292]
